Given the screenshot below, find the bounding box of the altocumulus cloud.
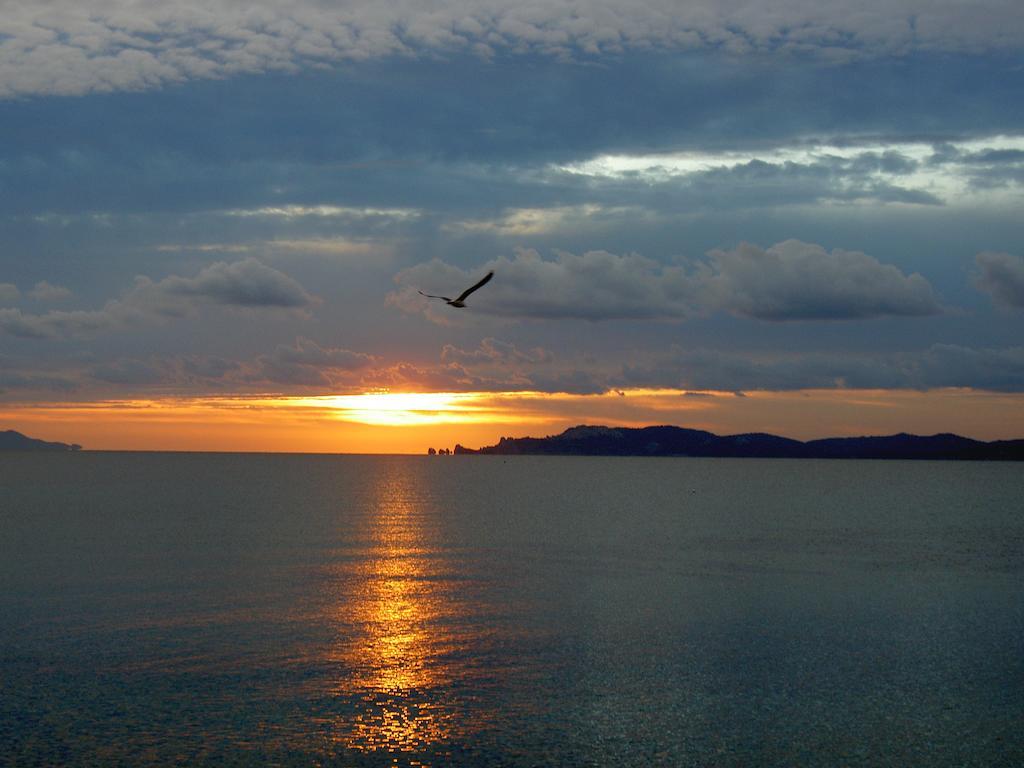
[250,337,377,387]
[0,258,316,339]
[974,252,1024,310]
[390,240,941,323]
[441,337,553,366]
[3,0,1024,98]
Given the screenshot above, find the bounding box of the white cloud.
[0,283,18,303]
[28,281,72,302]
[223,204,420,221]
[3,1,1023,98]
[557,136,1024,208]
[444,205,628,236]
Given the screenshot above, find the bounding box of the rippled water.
[1,453,1022,766]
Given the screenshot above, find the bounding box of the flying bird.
[418,270,494,308]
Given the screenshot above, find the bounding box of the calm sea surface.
[1,453,1022,766]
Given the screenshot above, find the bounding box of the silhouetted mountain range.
[454,425,1024,460]
[0,430,81,452]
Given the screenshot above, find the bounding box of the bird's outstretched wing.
[454,271,494,303]
[418,290,453,302]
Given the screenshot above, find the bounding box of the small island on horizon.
[445,425,1024,461]
[0,430,82,452]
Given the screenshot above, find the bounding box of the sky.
[1,0,1023,452]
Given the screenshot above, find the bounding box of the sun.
[290,391,494,427]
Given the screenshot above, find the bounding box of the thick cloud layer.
[252,338,377,386]
[618,344,1024,393]
[0,258,315,339]
[3,1,1024,98]
[703,240,941,321]
[390,240,941,322]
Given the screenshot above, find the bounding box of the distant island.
[0,430,81,452]
[450,425,1024,461]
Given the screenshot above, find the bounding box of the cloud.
[702,240,942,321]
[0,283,18,303]
[619,346,905,392]
[0,353,80,394]
[0,307,114,339]
[3,1,1024,98]
[390,240,941,322]
[917,344,1024,391]
[390,248,699,321]
[89,357,170,386]
[249,337,376,386]
[974,252,1024,309]
[0,370,78,395]
[618,343,1024,393]
[441,337,553,365]
[0,258,316,339]
[28,281,72,301]
[150,257,315,310]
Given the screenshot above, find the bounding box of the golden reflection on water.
[328,465,464,756]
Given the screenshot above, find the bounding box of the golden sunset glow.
[1,387,1022,454]
[288,391,500,426]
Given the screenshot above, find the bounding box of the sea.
[1,452,1022,767]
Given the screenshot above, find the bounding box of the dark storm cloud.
[0,258,316,339]
[390,240,941,322]
[974,252,1024,309]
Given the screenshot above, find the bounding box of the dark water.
[1,453,1022,766]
